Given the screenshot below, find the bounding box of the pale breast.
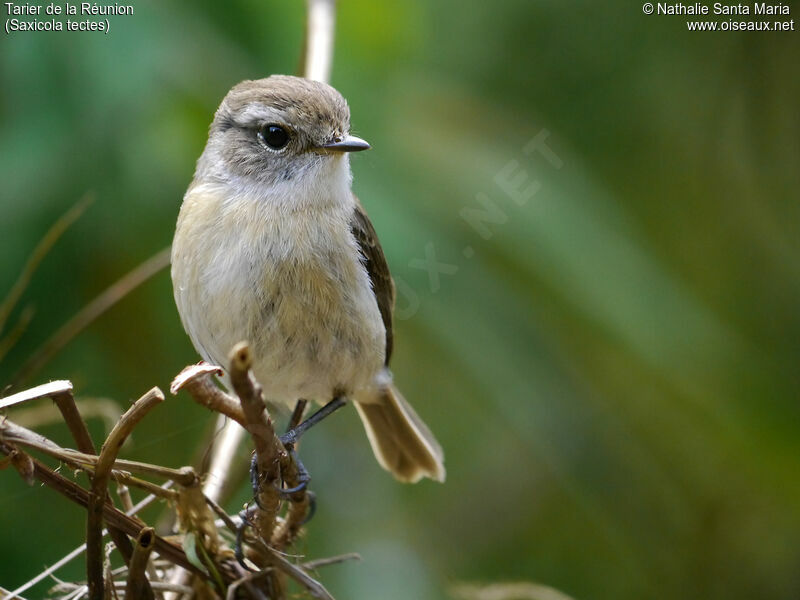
[172,182,386,408]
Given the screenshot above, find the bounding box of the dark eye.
[259,124,290,150]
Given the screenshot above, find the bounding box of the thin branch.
[117,487,165,600]
[0,422,184,499]
[204,495,240,534]
[51,388,140,574]
[3,4,353,600]
[302,553,361,571]
[229,343,283,543]
[303,0,336,83]
[0,380,73,410]
[11,246,171,388]
[52,389,96,454]
[32,454,203,575]
[5,542,86,600]
[166,414,246,599]
[0,194,93,334]
[0,414,63,451]
[201,416,248,505]
[260,545,335,600]
[112,471,181,502]
[3,482,175,600]
[120,582,194,594]
[125,528,156,600]
[172,362,248,520]
[67,450,199,487]
[171,364,246,426]
[0,304,35,362]
[10,397,122,432]
[0,586,27,600]
[87,387,164,600]
[0,417,190,486]
[225,569,271,600]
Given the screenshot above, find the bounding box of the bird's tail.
[354,374,445,483]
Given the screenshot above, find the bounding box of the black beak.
[318,135,371,153]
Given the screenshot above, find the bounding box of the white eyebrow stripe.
[235,104,286,127]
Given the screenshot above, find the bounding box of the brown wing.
[350,198,396,364]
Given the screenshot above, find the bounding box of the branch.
[125,527,156,600]
[0,420,191,496]
[11,246,171,388]
[52,388,96,454]
[228,343,283,544]
[171,363,246,426]
[303,553,361,571]
[0,380,73,410]
[52,387,141,578]
[0,445,205,579]
[0,194,92,334]
[2,482,172,600]
[87,387,164,600]
[261,544,335,600]
[303,0,336,83]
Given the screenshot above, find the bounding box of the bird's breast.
[172,183,385,407]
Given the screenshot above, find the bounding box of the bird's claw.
[301,491,317,525]
[235,509,257,572]
[275,478,309,497]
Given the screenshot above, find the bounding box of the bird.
[171,75,445,484]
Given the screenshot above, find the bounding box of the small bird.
[171,75,445,483]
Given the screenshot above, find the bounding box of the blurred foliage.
[1,1,799,599]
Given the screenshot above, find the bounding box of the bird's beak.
[317,135,371,153]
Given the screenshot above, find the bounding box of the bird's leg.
[301,490,317,525]
[280,396,347,447]
[251,397,346,520]
[274,399,313,498]
[250,399,308,502]
[248,453,265,509]
[287,399,308,433]
[273,396,346,514]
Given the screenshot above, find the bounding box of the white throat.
[213,153,355,217]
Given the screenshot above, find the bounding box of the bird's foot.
[274,447,310,497]
[248,397,345,524]
[235,507,258,572]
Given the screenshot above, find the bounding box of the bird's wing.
[350,197,396,364]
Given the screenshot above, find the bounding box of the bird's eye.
[259,124,290,150]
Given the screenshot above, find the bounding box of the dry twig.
[86,387,164,599]
[2,1,351,598]
[170,364,245,426]
[229,343,283,544]
[2,483,172,600]
[11,247,171,388]
[124,528,156,600]
[0,195,92,335]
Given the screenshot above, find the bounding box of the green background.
[1,1,799,598]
